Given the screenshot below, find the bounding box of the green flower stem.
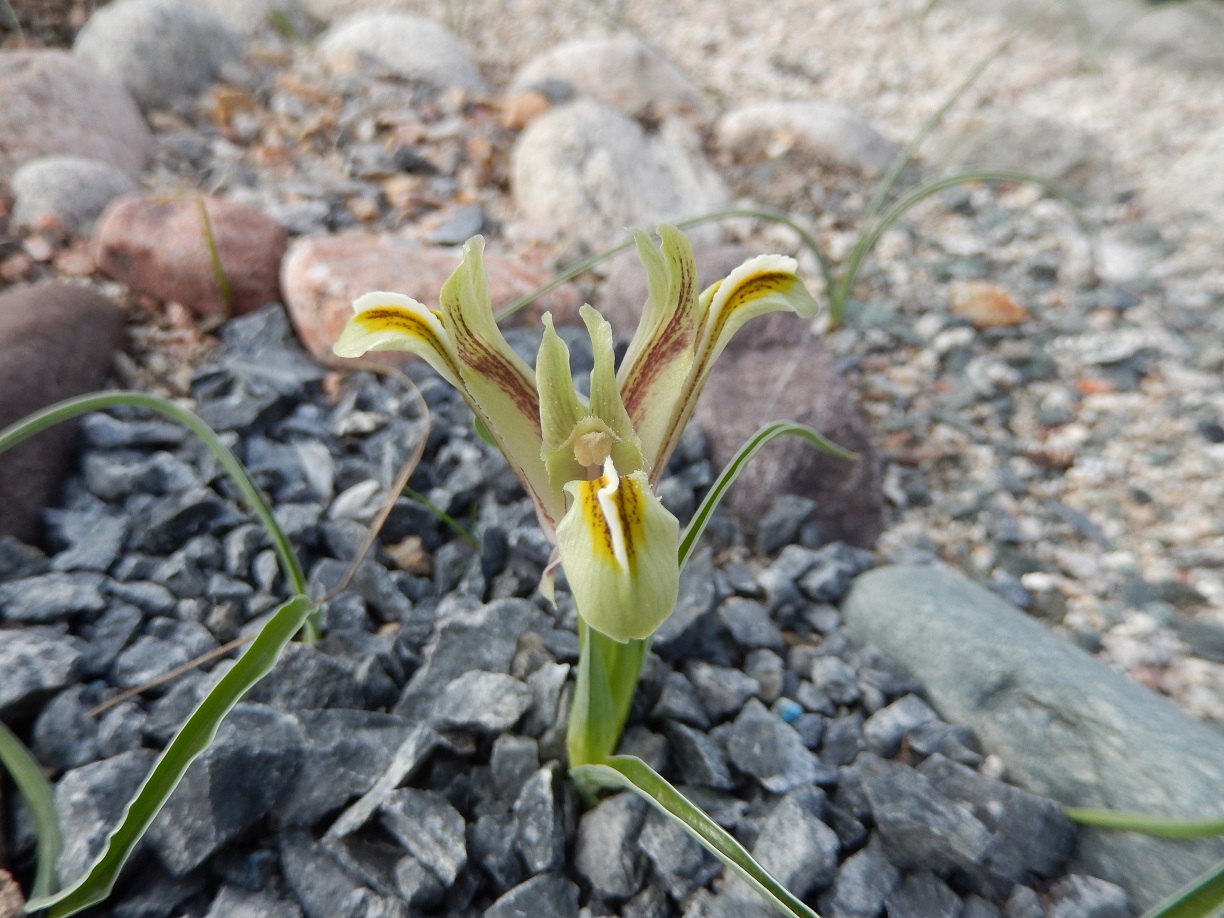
[566,620,649,771]
[0,390,318,640]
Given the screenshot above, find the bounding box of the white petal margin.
[557,458,680,643]
[333,291,463,389]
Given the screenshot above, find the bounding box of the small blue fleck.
[774,698,803,724]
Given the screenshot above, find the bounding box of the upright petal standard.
[332,227,821,643]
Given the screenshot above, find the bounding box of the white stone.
[317,12,486,93]
[508,34,711,121]
[186,0,312,38]
[510,99,728,251]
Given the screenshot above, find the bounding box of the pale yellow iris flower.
[333,226,818,642]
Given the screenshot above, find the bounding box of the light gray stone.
[318,13,485,92]
[508,34,711,121]
[74,0,240,111]
[0,628,84,716]
[512,766,566,875]
[430,670,532,734]
[188,0,312,38]
[726,785,840,904]
[12,155,140,230]
[510,99,727,252]
[725,698,825,793]
[574,792,647,900]
[55,749,157,881]
[378,789,467,887]
[843,564,1224,909]
[485,872,579,918]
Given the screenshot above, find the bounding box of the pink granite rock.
[0,50,154,177]
[0,284,124,543]
[280,232,583,367]
[94,194,288,320]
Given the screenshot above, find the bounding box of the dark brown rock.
[600,241,883,548]
[95,194,288,320]
[0,50,154,177]
[281,232,583,367]
[0,284,124,543]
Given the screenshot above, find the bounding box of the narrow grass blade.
[493,208,834,323]
[196,197,233,318]
[679,421,855,571]
[1141,860,1224,918]
[835,168,1087,325]
[0,391,311,626]
[571,755,820,918]
[0,721,61,900]
[25,594,317,917]
[1066,808,1224,840]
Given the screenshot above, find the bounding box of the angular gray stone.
[651,671,712,730]
[0,572,107,624]
[728,785,840,904]
[430,670,532,734]
[687,661,761,721]
[56,749,157,881]
[485,872,579,918]
[279,830,373,918]
[110,635,192,689]
[326,723,441,839]
[843,564,1224,909]
[0,50,154,176]
[246,642,365,711]
[918,753,1075,885]
[0,628,84,717]
[725,698,825,793]
[718,597,786,652]
[862,694,940,757]
[856,753,993,874]
[205,885,303,918]
[663,720,735,790]
[818,839,901,918]
[574,792,647,900]
[638,808,721,901]
[884,870,962,918]
[73,0,240,111]
[318,13,485,93]
[12,155,141,230]
[147,704,306,876]
[393,598,543,715]
[33,686,99,771]
[378,789,467,887]
[512,766,566,875]
[1047,875,1130,918]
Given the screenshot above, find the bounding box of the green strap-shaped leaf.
[571,755,821,918]
[0,721,61,900]
[1141,860,1224,918]
[25,595,317,917]
[679,421,855,571]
